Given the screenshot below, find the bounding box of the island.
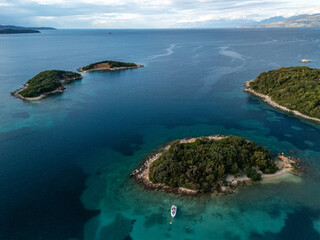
[131,135,300,195]
[11,70,83,101]
[245,66,320,122]
[0,29,40,34]
[78,60,144,73]
[0,25,56,34]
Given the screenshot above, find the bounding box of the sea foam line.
[219,46,244,61]
[148,44,176,60]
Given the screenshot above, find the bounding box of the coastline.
[130,135,301,196]
[11,76,83,102]
[244,80,320,123]
[78,64,144,73]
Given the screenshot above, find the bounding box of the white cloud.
[232,1,264,7]
[28,0,127,6]
[0,0,13,6]
[177,14,216,23]
[133,0,172,6]
[0,0,320,28]
[36,16,57,20]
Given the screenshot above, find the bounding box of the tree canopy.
[149,136,277,192]
[20,70,82,98]
[249,66,320,118]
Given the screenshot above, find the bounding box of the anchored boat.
[300,59,311,63]
[171,205,177,218]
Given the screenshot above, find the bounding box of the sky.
[0,0,320,28]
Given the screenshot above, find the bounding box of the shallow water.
[0,28,320,240]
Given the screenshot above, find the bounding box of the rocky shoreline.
[11,76,83,101]
[244,80,320,123]
[130,135,302,196]
[78,64,144,73]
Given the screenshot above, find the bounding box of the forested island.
[131,135,299,195]
[12,70,82,101]
[245,66,320,122]
[0,25,56,34]
[78,60,143,72]
[0,29,40,34]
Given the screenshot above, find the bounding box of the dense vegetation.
[19,70,82,98]
[149,136,277,192]
[0,29,40,34]
[249,66,320,118]
[81,60,137,71]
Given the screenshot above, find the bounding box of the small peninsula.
[131,135,300,195]
[78,60,143,73]
[12,70,83,101]
[245,66,320,123]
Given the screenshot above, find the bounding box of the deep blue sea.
[1,28,320,240]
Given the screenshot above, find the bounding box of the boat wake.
[148,44,176,60]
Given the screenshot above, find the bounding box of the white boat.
[300,59,311,63]
[171,205,177,218]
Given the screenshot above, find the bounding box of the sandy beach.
[244,80,320,123]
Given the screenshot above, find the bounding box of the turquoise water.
[1,29,320,240]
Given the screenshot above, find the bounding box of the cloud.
[0,0,13,6]
[0,0,319,28]
[28,0,127,6]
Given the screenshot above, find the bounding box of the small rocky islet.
[131,135,301,196]
[12,60,143,101]
[78,60,144,72]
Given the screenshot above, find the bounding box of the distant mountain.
[174,18,258,28]
[0,25,56,31]
[258,16,286,24]
[239,14,320,28]
[174,16,288,28]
